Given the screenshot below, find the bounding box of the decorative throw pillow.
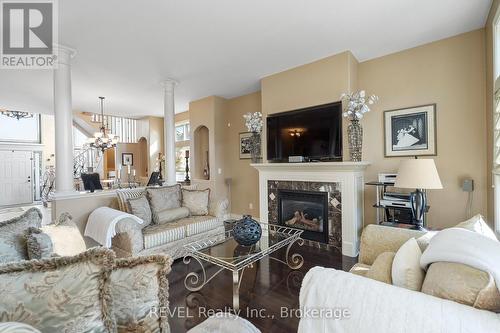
[392,238,425,291]
[455,214,498,241]
[366,251,396,284]
[0,242,21,264]
[422,262,500,313]
[0,248,115,332]
[147,185,182,223]
[0,208,42,262]
[117,188,146,213]
[110,255,172,332]
[182,189,210,216]
[156,207,190,225]
[0,322,41,333]
[25,227,53,260]
[182,184,199,191]
[127,195,152,228]
[42,219,87,257]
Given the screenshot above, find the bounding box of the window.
[175,121,190,181]
[175,146,190,181]
[0,113,40,143]
[91,113,138,143]
[175,123,190,142]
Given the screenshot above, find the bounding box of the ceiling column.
[162,79,178,185]
[53,46,77,193]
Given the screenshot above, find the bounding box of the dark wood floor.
[168,244,357,333]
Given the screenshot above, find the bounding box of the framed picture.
[239,132,253,159]
[122,153,134,166]
[384,104,436,157]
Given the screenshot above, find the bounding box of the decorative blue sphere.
[233,215,262,246]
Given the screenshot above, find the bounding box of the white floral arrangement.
[340,90,379,120]
[243,112,263,133]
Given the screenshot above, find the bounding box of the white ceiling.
[0,0,492,117]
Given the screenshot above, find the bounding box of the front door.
[0,150,33,206]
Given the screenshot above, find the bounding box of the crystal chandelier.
[0,109,34,120]
[88,97,119,151]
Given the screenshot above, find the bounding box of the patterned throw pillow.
[0,208,42,263]
[147,185,182,224]
[127,195,153,228]
[25,227,53,260]
[182,189,210,216]
[116,188,146,213]
[0,248,115,332]
[110,255,172,332]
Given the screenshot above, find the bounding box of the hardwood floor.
[167,244,357,333]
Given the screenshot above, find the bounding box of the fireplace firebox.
[277,189,329,243]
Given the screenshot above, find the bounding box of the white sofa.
[298,267,500,333]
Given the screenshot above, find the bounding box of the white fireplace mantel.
[251,161,371,257]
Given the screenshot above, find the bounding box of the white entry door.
[0,150,33,206]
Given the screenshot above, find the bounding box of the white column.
[53,46,77,193]
[162,79,178,185]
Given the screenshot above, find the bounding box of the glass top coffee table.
[183,224,304,311]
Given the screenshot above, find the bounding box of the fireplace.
[278,189,329,243]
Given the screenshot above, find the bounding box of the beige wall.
[115,142,146,180]
[175,111,190,123]
[188,96,229,199]
[147,116,164,176]
[486,0,499,224]
[359,29,487,229]
[255,30,487,230]
[225,92,261,217]
[261,51,358,161]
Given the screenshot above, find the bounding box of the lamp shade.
[395,159,443,189]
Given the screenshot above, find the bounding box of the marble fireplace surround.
[252,162,370,257]
[267,180,342,249]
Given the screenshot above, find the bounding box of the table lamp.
[395,158,443,230]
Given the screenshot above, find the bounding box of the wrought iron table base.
[183,237,304,311]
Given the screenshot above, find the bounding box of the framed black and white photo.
[122,153,134,166]
[384,104,436,157]
[239,132,252,159]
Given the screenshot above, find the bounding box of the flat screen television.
[267,102,342,162]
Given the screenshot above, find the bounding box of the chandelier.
[88,97,119,151]
[0,109,34,120]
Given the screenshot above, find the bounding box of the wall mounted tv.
[267,102,342,162]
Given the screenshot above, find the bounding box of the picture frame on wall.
[122,153,134,166]
[239,132,252,159]
[384,104,437,157]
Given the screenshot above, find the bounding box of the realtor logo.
[1,0,58,69]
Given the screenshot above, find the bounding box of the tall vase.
[347,118,363,162]
[250,132,261,163]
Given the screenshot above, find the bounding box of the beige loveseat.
[350,224,427,276]
[111,186,229,260]
[298,223,500,333]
